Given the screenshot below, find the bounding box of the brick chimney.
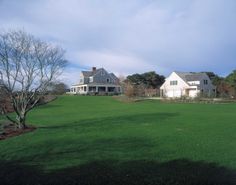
[92,67,96,72]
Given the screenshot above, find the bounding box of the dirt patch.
[0,123,36,140]
[113,95,144,103]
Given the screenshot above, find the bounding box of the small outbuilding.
[160,71,216,98]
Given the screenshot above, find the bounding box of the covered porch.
[69,84,121,95]
[87,85,121,94]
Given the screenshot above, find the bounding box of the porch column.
[105,86,108,92]
[96,86,98,92]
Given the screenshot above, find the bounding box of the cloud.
[0,0,236,85]
[74,50,168,75]
[58,66,81,85]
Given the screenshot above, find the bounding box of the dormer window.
[89,77,93,83]
[170,81,178,85]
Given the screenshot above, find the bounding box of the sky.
[0,0,236,85]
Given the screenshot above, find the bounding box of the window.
[170,81,178,85]
[203,80,208,85]
[89,77,93,83]
[84,86,87,92]
[107,78,110,83]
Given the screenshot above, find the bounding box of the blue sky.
[0,0,236,84]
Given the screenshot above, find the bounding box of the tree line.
[205,71,236,98]
[122,71,165,97]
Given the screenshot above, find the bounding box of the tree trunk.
[17,114,27,129]
[19,117,27,129]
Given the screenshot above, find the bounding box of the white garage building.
[160,71,216,98]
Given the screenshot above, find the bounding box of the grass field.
[1,96,236,184]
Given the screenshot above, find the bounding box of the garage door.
[167,90,181,97]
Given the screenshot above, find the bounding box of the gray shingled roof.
[109,73,118,80]
[81,71,93,77]
[94,68,103,75]
[82,68,118,80]
[82,68,104,77]
[175,72,207,82]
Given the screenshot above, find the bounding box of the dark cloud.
[0,0,236,84]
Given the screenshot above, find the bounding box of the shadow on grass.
[0,159,236,185]
[38,112,179,130]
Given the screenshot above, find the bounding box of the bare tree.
[0,81,6,115]
[0,30,67,129]
[124,82,135,98]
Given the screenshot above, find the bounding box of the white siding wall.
[166,90,182,97]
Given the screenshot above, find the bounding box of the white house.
[69,67,121,95]
[160,71,216,98]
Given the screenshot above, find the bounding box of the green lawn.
[1,96,236,184]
